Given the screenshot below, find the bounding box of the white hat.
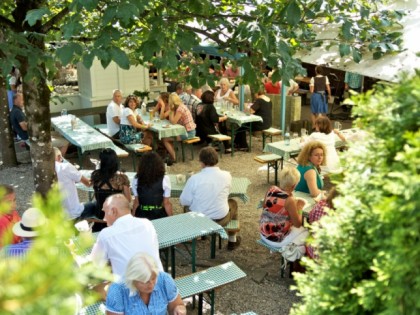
[12,208,46,238]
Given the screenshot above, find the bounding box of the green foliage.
[0,187,111,314]
[291,72,420,314]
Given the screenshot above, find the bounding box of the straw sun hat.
[12,208,46,238]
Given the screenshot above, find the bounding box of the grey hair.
[279,167,301,190]
[219,77,230,86]
[125,252,160,295]
[53,147,61,159]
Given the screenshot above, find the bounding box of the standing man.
[106,89,124,139]
[91,194,163,281]
[180,147,241,250]
[344,71,363,93]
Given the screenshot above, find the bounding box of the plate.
[162,124,171,128]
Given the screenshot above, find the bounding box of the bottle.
[141,102,147,115]
[285,127,290,145]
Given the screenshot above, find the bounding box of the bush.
[291,72,420,314]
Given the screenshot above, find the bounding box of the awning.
[294,0,420,82]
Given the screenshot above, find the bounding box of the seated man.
[4,207,46,256]
[106,89,124,139]
[180,147,240,250]
[91,194,163,281]
[10,93,69,155]
[54,147,96,220]
[0,184,21,247]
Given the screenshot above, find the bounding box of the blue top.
[10,105,28,140]
[106,272,179,315]
[295,164,323,194]
[5,239,33,256]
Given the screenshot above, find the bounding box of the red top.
[264,81,280,94]
[0,210,22,246]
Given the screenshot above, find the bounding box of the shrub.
[292,72,420,314]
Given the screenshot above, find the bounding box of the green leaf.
[24,7,50,27]
[339,43,351,57]
[342,20,353,40]
[102,6,118,25]
[109,47,130,69]
[286,1,301,26]
[56,43,83,65]
[82,53,95,69]
[81,0,99,11]
[373,51,384,60]
[352,47,362,63]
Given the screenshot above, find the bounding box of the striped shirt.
[176,104,196,131]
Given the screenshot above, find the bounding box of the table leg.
[191,238,196,273]
[210,234,216,259]
[249,123,252,150]
[210,290,215,315]
[171,246,176,278]
[274,160,279,186]
[230,126,235,157]
[198,293,204,315]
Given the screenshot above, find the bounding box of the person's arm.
[132,196,139,215]
[228,91,239,105]
[80,176,91,187]
[163,197,173,216]
[285,196,303,228]
[179,181,193,207]
[289,80,300,95]
[304,169,322,197]
[169,108,182,124]
[333,129,346,141]
[19,121,28,131]
[168,294,187,315]
[123,185,132,205]
[127,114,148,130]
[112,116,120,124]
[309,77,315,93]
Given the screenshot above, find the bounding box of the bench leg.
[211,234,217,258]
[262,133,266,150]
[171,246,176,278]
[198,293,204,315]
[210,290,215,315]
[192,238,197,273]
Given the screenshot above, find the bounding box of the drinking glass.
[334,121,342,131]
[61,109,67,116]
[301,128,308,137]
[292,132,299,141]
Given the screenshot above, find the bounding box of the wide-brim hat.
[12,207,46,238]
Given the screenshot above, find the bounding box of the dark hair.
[201,90,214,104]
[136,152,165,186]
[199,147,218,166]
[91,148,119,184]
[315,65,324,75]
[0,184,15,197]
[315,116,332,134]
[160,92,170,104]
[326,187,339,209]
[175,83,183,91]
[124,95,139,108]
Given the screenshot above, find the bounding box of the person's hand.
[296,198,305,210]
[173,305,187,315]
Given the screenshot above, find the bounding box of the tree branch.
[177,24,227,46]
[41,7,70,33]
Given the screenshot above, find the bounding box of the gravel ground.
[0,105,353,315]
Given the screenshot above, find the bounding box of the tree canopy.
[0,0,406,193]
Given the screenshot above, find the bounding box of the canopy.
[295,0,420,82]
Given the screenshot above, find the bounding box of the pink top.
[176,104,196,131]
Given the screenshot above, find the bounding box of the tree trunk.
[0,76,18,167]
[20,56,55,196]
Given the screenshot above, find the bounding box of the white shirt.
[215,89,232,102]
[131,175,171,198]
[180,167,231,220]
[301,131,341,173]
[106,101,123,136]
[55,161,84,219]
[120,107,135,126]
[91,214,163,281]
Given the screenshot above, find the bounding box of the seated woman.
[120,94,153,145]
[295,141,326,197]
[259,167,307,248]
[214,77,239,105]
[195,90,228,146]
[90,148,131,232]
[301,116,345,173]
[106,252,186,315]
[162,93,196,165]
[155,92,170,120]
[307,187,338,260]
[132,152,173,220]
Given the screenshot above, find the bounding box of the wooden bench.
[262,127,282,150]
[256,239,293,278]
[123,143,153,170]
[77,261,246,315]
[254,154,282,185]
[218,219,240,250]
[179,136,201,162]
[208,134,231,157]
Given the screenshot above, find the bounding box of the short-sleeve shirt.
[106,272,179,315]
[10,105,28,140]
[264,81,280,94]
[132,175,171,198]
[175,104,196,131]
[106,101,124,136]
[120,107,136,126]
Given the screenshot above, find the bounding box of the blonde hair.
[297,141,327,166]
[279,167,301,190]
[219,77,230,86]
[125,252,160,295]
[53,147,62,159]
[169,93,183,111]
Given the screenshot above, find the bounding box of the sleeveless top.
[259,186,292,243]
[295,164,324,194]
[314,76,327,93]
[215,88,232,102]
[135,177,167,220]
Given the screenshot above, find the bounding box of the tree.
[0,0,405,194]
[292,72,420,314]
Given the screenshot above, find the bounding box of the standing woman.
[309,65,332,126]
[250,89,272,131]
[295,141,326,197]
[215,78,239,105]
[120,95,153,145]
[162,94,196,165]
[132,152,173,220]
[90,148,131,232]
